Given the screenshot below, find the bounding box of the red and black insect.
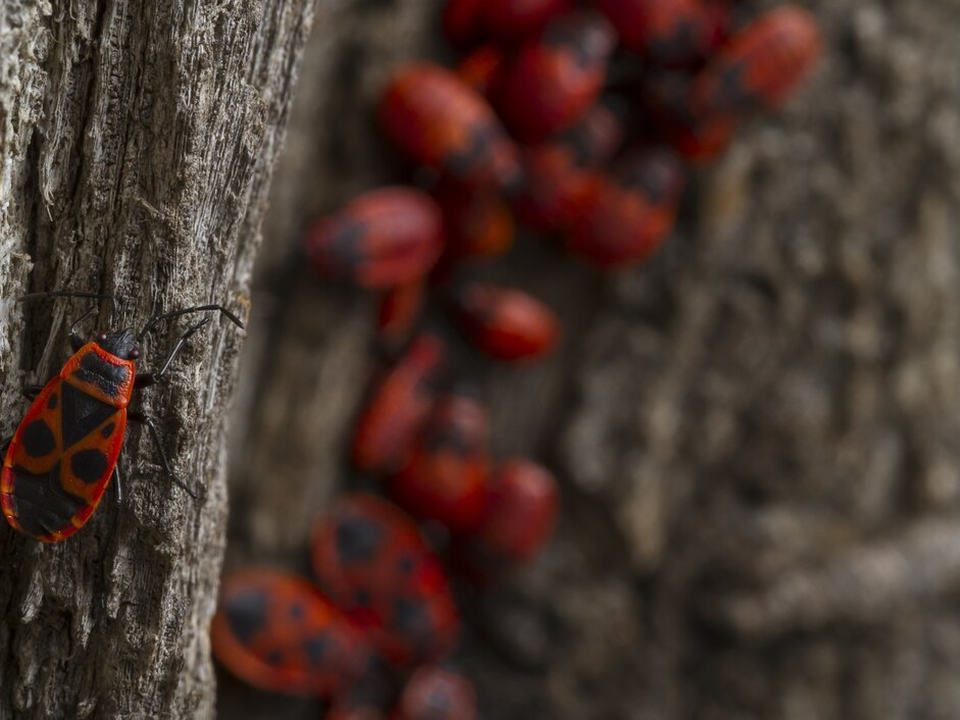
[211,568,369,696]
[597,0,716,67]
[304,187,445,289]
[488,10,617,143]
[452,458,559,584]
[689,4,822,119]
[450,283,560,362]
[311,494,460,668]
[565,146,686,267]
[388,389,490,533]
[379,64,522,193]
[353,333,446,475]
[394,665,478,720]
[378,282,427,355]
[512,102,624,232]
[1,294,242,542]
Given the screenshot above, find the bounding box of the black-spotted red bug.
[388,389,491,533]
[488,10,617,143]
[379,63,523,193]
[1,294,243,542]
[304,187,446,289]
[211,568,370,696]
[311,494,461,668]
[450,282,560,362]
[452,458,559,584]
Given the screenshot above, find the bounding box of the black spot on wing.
[101,423,116,439]
[288,601,305,620]
[61,383,118,448]
[71,449,109,485]
[265,650,284,667]
[8,462,86,538]
[336,515,385,565]
[21,420,56,458]
[47,393,58,410]
[303,635,330,666]
[226,587,270,644]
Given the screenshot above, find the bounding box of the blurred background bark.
[222,0,960,717]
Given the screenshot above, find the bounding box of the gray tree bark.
[218,0,960,719]
[0,1,314,718]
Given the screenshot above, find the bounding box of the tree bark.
[0,1,313,718]
[217,0,960,719]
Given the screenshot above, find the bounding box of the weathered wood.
[0,1,314,718]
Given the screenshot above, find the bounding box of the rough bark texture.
[219,0,960,719]
[0,1,313,718]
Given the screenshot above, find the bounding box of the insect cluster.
[215,0,821,716]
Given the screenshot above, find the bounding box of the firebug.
[304,188,445,289]
[211,568,369,696]
[311,494,460,667]
[450,283,560,362]
[1,296,242,542]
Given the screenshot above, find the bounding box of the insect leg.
[127,410,199,500]
[67,304,103,351]
[134,318,210,389]
[138,303,243,340]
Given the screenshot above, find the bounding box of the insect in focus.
[1,293,243,542]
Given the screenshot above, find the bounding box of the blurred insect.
[512,101,625,232]
[452,459,559,584]
[311,494,460,667]
[1,294,242,542]
[394,665,478,720]
[211,568,369,696]
[689,4,822,118]
[450,283,560,362]
[353,333,446,475]
[648,5,821,160]
[489,10,617,143]
[388,389,491,534]
[304,188,445,289]
[443,0,568,47]
[565,146,686,267]
[597,0,719,67]
[378,282,427,355]
[379,64,522,192]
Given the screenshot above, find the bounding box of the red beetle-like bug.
[1,296,242,542]
[353,334,446,476]
[450,282,560,362]
[211,568,369,696]
[597,0,716,67]
[388,390,491,534]
[304,187,445,289]
[452,459,559,583]
[488,10,617,143]
[512,102,624,232]
[690,5,822,118]
[379,63,523,193]
[378,282,426,354]
[311,494,461,668]
[565,146,686,267]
